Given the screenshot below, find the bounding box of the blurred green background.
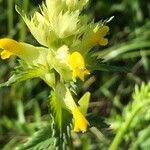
[0,0,150,149]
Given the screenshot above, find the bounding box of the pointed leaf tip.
[78,92,90,115]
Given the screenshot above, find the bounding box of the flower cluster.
[0,0,109,132]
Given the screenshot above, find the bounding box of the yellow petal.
[69,51,90,81]
[72,106,89,132]
[1,50,13,59]
[0,38,50,66]
[0,38,23,59]
[98,37,108,46]
[87,25,109,46]
[62,87,89,132]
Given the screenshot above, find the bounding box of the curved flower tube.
[0,38,50,66]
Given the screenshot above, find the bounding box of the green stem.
[108,102,148,150]
[7,0,13,36]
[19,0,29,41]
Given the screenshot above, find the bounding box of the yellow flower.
[61,86,89,132]
[1,50,13,59]
[0,38,23,59]
[69,51,90,81]
[72,106,89,132]
[0,38,50,66]
[87,25,109,46]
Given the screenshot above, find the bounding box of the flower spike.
[0,0,110,135]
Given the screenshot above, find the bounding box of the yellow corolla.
[0,38,23,59]
[69,51,90,81]
[72,106,89,132]
[62,87,89,132]
[87,25,109,46]
[0,38,50,66]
